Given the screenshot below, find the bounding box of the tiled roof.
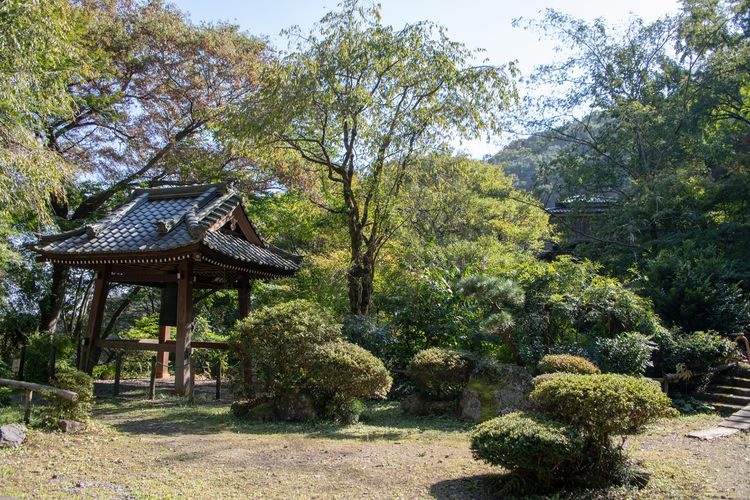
[33,183,300,275]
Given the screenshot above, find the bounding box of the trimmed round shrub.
[407,348,473,398]
[595,332,656,375]
[308,341,393,400]
[232,301,394,423]
[232,299,342,396]
[471,412,584,488]
[530,373,676,442]
[44,368,94,425]
[537,354,600,375]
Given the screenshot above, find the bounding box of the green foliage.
[322,395,368,425]
[510,257,663,366]
[652,329,738,374]
[44,368,94,425]
[640,244,750,334]
[595,332,656,375]
[308,341,392,400]
[232,299,342,397]
[0,0,92,222]
[235,1,515,314]
[537,354,600,375]
[407,348,474,399]
[342,315,393,362]
[471,412,584,489]
[232,300,391,422]
[530,374,676,443]
[515,4,750,338]
[459,275,525,362]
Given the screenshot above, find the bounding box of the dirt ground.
[1,379,749,498]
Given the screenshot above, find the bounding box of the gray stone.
[58,419,86,434]
[687,427,739,440]
[400,394,456,416]
[0,423,27,448]
[458,364,534,422]
[274,392,317,422]
[459,388,482,421]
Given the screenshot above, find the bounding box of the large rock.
[274,392,317,422]
[58,419,86,434]
[400,394,457,416]
[0,424,27,448]
[459,364,533,422]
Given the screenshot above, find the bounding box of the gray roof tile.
[33,183,300,275]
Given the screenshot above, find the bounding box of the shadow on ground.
[93,379,474,442]
[429,474,505,499]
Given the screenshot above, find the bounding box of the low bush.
[232,299,342,398]
[471,411,584,490]
[530,373,676,444]
[407,348,474,398]
[653,329,738,374]
[231,300,391,423]
[308,341,392,400]
[595,332,656,375]
[537,354,600,375]
[43,368,94,426]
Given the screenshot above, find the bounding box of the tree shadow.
[429,473,506,499]
[94,398,475,442]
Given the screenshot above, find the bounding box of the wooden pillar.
[84,265,111,374]
[238,278,250,320]
[156,325,170,378]
[174,260,194,395]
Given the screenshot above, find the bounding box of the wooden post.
[174,260,194,395]
[156,325,170,379]
[149,356,157,400]
[188,358,196,404]
[113,352,123,397]
[24,390,33,424]
[238,279,250,319]
[215,358,222,401]
[84,265,111,374]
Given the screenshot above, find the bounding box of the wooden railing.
[0,378,78,424]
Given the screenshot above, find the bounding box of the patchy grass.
[1,394,749,498]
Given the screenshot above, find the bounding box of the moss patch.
[467,378,500,422]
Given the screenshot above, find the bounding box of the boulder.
[458,388,482,421]
[400,394,456,416]
[459,363,533,422]
[58,419,86,434]
[274,392,317,422]
[0,423,27,448]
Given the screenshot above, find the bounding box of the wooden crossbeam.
[94,338,229,351]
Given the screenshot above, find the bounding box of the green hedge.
[407,348,473,398]
[471,411,584,489]
[530,373,676,442]
[537,354,600,375]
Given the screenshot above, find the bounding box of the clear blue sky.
[172,0,681,157]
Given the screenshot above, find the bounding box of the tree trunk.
[40,264,69,335]
[347,234,377,316]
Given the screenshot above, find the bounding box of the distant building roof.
[33,183,300,280]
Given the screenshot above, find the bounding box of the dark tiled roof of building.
[33,183,300,275]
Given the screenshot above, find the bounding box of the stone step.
[699,392,750,406]
[711,402,749,415]
[713,376,750,389]
[711,385,750,397]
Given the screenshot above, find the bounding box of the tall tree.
[0,0,92,223]
[39,0,272,333]
[236,0,516,314]
[515,1,750,332]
